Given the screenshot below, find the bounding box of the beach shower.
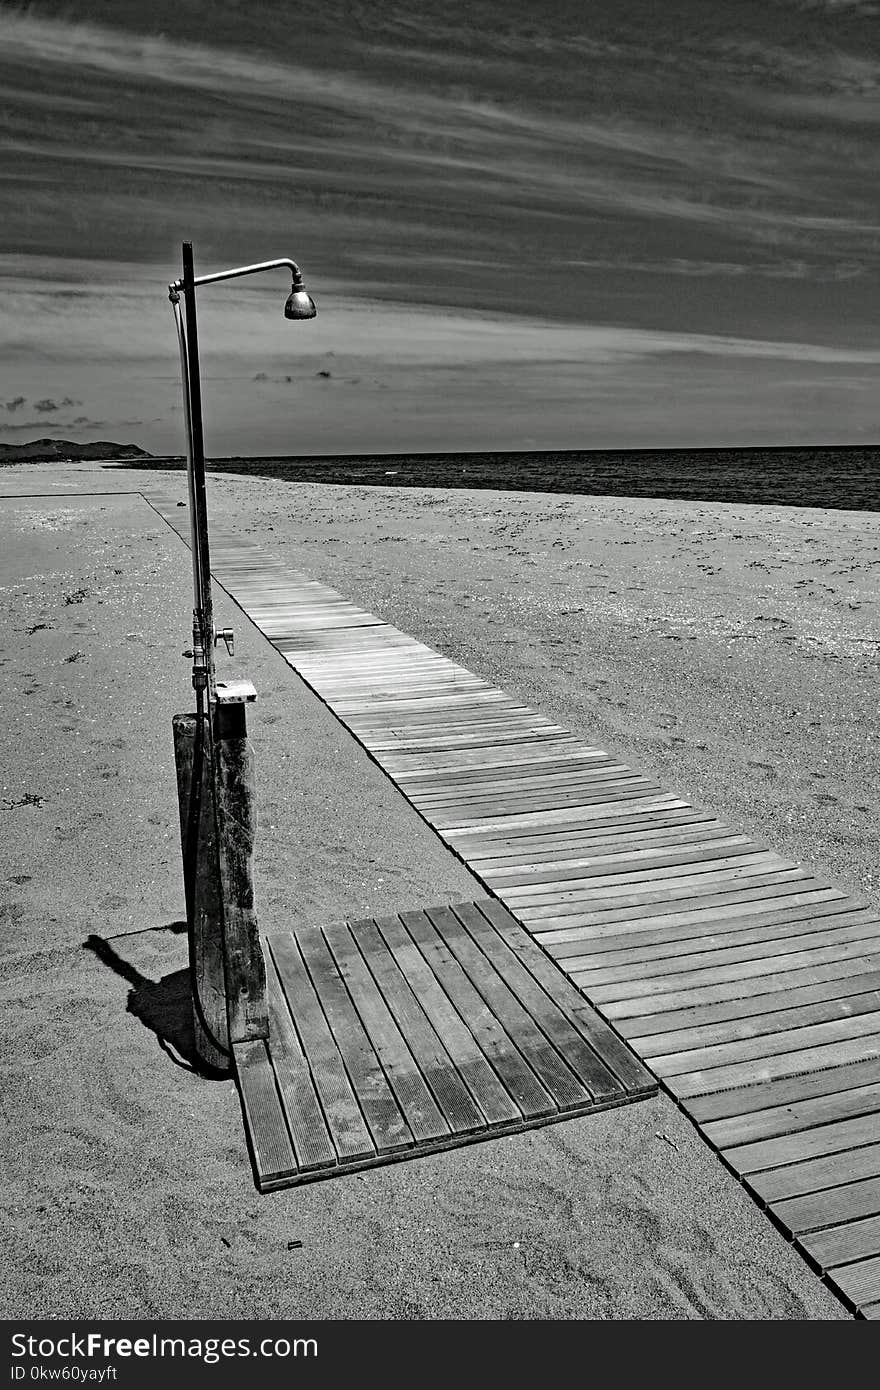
[167,242,317,1074]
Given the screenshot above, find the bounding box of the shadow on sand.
[84,929,228,1079]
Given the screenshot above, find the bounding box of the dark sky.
[1,0,878,454]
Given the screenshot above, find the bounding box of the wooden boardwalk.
[149,494,880,1317]
[237,900,656,1190]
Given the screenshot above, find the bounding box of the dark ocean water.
[122,447,880,511]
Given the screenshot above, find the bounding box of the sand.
[1,458,868,1320]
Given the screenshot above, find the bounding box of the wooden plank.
[365,726,574,753]
[334,691,510,715]
[424,905,589,1112]
[348,703,542,728]
[432,782,665,828]
[773,1175,880,1236]
[585,934,880,1007]
[522,867,809,921]
[621,969,880,1042]
[801,1214,880,1271]
[633,982,880,1056]
[725,1111,880,1176]
[373,912,522,1127]
[381,743,609,773]
[438,791,686,835]
[530,882,845,932]
[707,1081,880,1154]
[399,908,557,1120]
[685,1057,880,1126]
[448,809,719,857]
[748,1142,880,1203]
[826,1255,880,1310]
[294,926,414,1154]
[537,879,847,956]
[348,914,487,1135]
[472,898,656,1095]
[234,1039,297,1186]
[411,764,638,799]
[450,902,625,1102]
[412,776,650,811]
[603,948,880,1022]
[418,779,660,818]
[480,834,756,882]
[551,910,878,976]
[267,933,375,1162]
[264,952,337,1172]
[654,1011,880,1080]
[669,1033,880,1100]
[567,916,879,988]
[321,919,450,1145]
[443,797,697,843]
[394,753,615,784]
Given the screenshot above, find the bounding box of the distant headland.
[0,438,154,464]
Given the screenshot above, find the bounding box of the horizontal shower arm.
[170,257,305,292]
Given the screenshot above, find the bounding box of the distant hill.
[0,438,154,463]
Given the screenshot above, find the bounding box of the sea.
[126,446,880,511]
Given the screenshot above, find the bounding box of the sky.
[1,0,879,456]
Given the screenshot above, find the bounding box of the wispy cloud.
[1,4,878,451]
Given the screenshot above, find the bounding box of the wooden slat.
[473,898,656,1095]
[372,912,522,1127]
[423,903,591,1111]
[234,1039,297,1185]
[348,915,487,1135]
[686,1056,880,1126]
[773,1176,880,1237]
[703,1079,880,1151]
[586,936,880,1008]
[400,908,557,1120]
[267,933,375,1162]
[635,983,880,1054]
[321,919,450,1144]
[536,881,849,957]
[603,948,880,1022]
[622,970,880,1043]
[725,1111,880,1175]
[448,902,623,1103]
[480,834,757,882]
[827,1255,880,1311]
[748,1142,880,1203]
[294,925,414,1154]
[447,809,719,856]
[800,1214,880,1271]
[670,1034,880,1100]
[264,953,337,1172]
[557,916,880,981]
[523,869,811,923]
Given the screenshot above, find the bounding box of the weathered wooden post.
[172,691,267,1073]
[173,710,230,1072]
[211,691,268,1046]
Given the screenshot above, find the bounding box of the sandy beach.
[2,458,873,1320]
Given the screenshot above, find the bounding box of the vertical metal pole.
[181,241,216,696]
